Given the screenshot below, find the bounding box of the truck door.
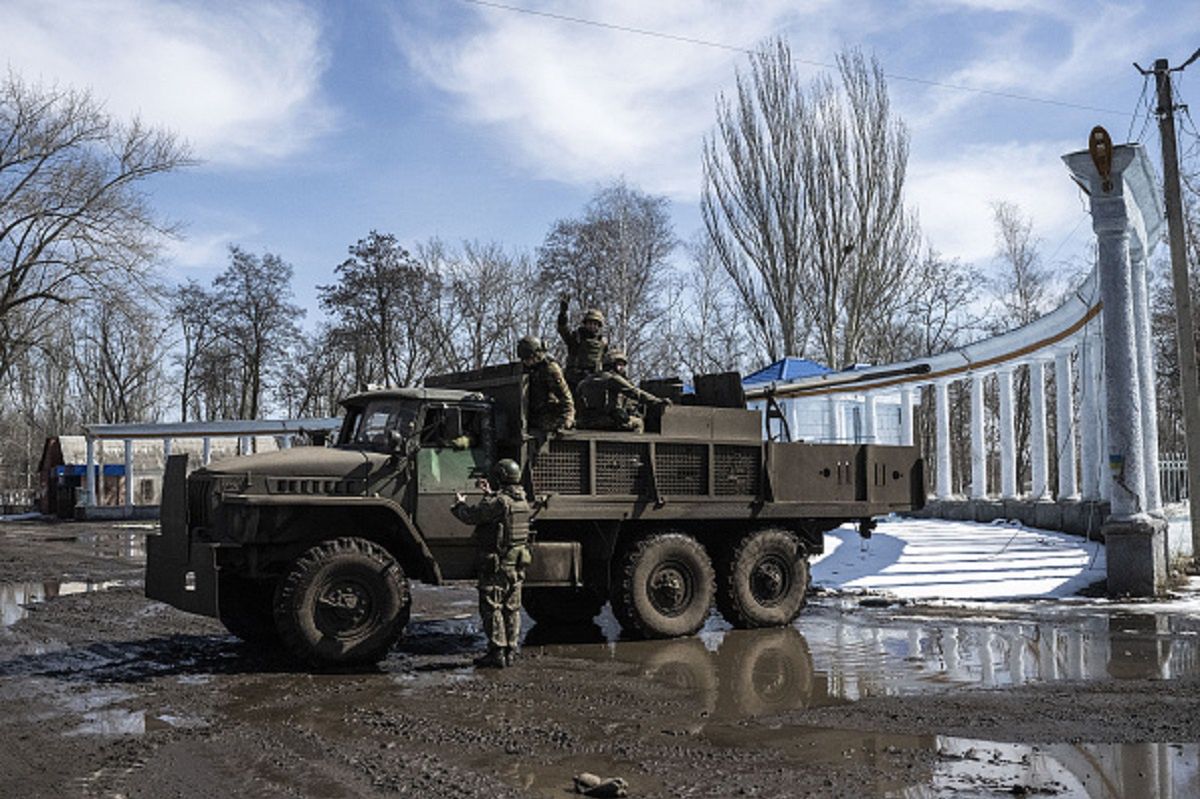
[413,404,494,579]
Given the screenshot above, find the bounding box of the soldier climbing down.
[557,295,608,391]
[518,335,574,436]
[452,459,532,668]
[576,350,671,433]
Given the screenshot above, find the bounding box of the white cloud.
[391,1,842,199]
[907,141,1088,266]
[2,0,334,164]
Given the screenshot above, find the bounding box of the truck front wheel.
[613,532,715,638]
[716,528,809,628]
[274,538,411,667]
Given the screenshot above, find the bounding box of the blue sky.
[5,0,1199,318]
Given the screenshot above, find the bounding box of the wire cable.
[460,0,1134,118]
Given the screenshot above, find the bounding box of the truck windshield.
[348,400,420,451]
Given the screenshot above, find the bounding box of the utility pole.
[1148,54,1200,558]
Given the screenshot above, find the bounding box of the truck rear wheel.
[613,532,714,639]
[524,587,606,625]
[218,573,279,646]
[274,538,411,667]
[716,528,809,628]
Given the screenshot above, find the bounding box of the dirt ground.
[3,520,1200,798]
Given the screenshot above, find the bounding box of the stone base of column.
[1103,515,1168,597]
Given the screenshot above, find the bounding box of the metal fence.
[1161,452,1190,503]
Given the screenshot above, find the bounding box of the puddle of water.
[0,579,132,627]
[65,708,208,736]
[72,530,146,561]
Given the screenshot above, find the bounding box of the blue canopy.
[742,357,831,387]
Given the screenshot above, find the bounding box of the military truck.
[146,364,923,666]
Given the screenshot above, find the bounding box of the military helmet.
[516,335,544,359]
[604,349,628,369]
[493,458,521,485]
[582,308,605,326]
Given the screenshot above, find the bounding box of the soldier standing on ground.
[518,336,575,436]
[576,350,671,433]
[451,459,532,668]
[557,296,608,391]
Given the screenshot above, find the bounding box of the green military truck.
[146,363,923,666]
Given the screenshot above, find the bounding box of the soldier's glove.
[659,398,673,407]
[573,773,629,798]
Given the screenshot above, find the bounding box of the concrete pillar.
[900,386,915,447]
[163,437,172,460]
[998,367,1017,499]
[1063,143,1165,596]
[1131,234,1162,513]
[202,436,212,466]
[827,395,843,442]
[1055,348,1079,500]
[1029,359,1049,500]
[1080,329,1102,501]
[123,438,133,513]
[935,379,952,499]
[862,394,877,444]
[970,373,987,499]
[85,436,97,508]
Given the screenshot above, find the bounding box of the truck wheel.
[716,529,809,628]
[274,538,410,667]
[218,573,279,646]
[524,587,606,625]
[613,533,715,638]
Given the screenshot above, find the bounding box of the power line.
[460,0,1134,118]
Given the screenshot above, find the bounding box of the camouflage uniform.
[525,354,575,434]
[576,369,666,433]
[557,304,608,390]
[451,483,531,666]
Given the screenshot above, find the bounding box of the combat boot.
[503,647,518,666]
[474,647,506,669]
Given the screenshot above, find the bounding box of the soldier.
[557,296,608,390]
[451,458,532,668]
[575,350,671,433]
[518,335,575,436]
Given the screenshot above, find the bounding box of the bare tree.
[990,201,1054,330]
[211,247,304,419]
[538,180,674,361]
[72,298,168,423]
[0,72,192,384]
[702,40,919,367]
[170,280,217,422]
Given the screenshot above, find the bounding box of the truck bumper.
[145,454,220,618]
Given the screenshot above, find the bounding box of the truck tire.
[218,573,279,646]
[274,538,411,667]
[613,532,715,639]
[716,528,809,628]
[524,587,606,625]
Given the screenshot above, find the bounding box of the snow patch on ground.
[811,517,1106,601]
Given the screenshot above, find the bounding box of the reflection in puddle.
[74,530,146,561]
[0,579,131,627]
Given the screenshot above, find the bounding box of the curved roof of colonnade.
[745,143,1165,401]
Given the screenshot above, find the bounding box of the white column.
[862,394,877,444]
[85,436,97,507]
[202,436,212,466]
[1055,348,1079,500]
[900,387,914,447]
[123,438,133,512]
[163,438,172,460]
[935,379,952,499]
[1029,360,1049,500]
[1099,358,1112,502]
[828,396,844,442]
[1131,237,1162,513]
[970,373,987,499]
[1080,329,1102,501]
[998,367,1017,499]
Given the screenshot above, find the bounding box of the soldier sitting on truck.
[518,335,575,437]
[576,350,671,433]
[557,296,608,391]
[451,459,532,668]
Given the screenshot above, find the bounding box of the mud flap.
[145,454,219,617]
[524,541,583,587]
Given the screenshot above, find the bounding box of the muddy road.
[3,519,1200,798]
